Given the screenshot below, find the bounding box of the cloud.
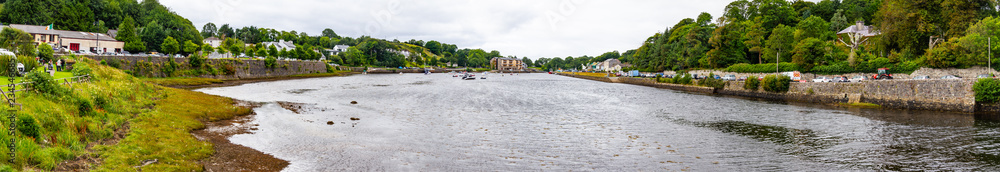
[162,0,741,59]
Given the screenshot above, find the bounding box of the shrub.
[761,75,791,93]
[745,75,760,91]
[975,78,1000,103]
[221,64,236,75]
[189,53,205,68]
[17,114,40,139]
[698,76,726,89]
[17,55,38,73]
[725,62,801,73]
[678,73,693,85]
[325,63,335,73]
[78,97,93,115]
[264,56,277,69]
[0,55,14,76]
[25,70,65,96]
[71,62,92,77]
[162,58,178,77]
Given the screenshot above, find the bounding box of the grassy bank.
[141,70,353,88]
[0,56,251,171]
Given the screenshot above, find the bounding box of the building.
[324,45,351,55]
[203,37,222,47]
[490,57,527,71]
[600,59,624,72]
[260,40,296,50]
[6,24,123,53]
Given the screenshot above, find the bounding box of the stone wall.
[559,73,979,113]
[70,55,328,80]
[682,67,997,81]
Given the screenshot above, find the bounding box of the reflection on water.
[196,74,1000,171]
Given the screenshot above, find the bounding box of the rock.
[350,101,358,104]
[327,121,334,125]
[350,117,360,121]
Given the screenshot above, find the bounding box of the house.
[324,45,351,55]
[490,57,527,71]
[203,37,222,47]
[600,59,624,72]
[7,24,124,53]
[260,40,296,50]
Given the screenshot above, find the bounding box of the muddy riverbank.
[192,101,289,172]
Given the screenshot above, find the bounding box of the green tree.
[707,22,749,68]
[744,17,767,64]
[763,24,795,64]
[37,43,54,63]
[829,9,849,32]
[268,45,278,58]
[791,38,826,70]
[201,44,213,56]
[0,27,33,53]
[794,16,832,42]
[344,47,365,66]
[521,57,533,67]
[161,36,180,55]
[0,0,51,25]
[202,23,218,38]
[322,28,340,39]
[141,21,167,52]
[256,47,267,59]
[183,40,198,55]
[425,41,443,55]
[117,16,145,53]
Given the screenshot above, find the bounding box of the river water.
[196,73,1000,171]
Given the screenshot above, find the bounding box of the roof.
[8,24,119,41]
[106,30,118,38]
[204,37,221,41]
[492,57,519,61]
[837,21,880,37]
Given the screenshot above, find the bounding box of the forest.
[536,0,1000,74]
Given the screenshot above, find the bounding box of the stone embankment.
[70,55,327,80]
[678,66,996,81]
[334,67,541,74]
[558,73,981,113]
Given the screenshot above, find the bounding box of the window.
[49,35,55,42]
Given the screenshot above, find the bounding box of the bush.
[678,73,693,85]
[189,53,205,68]
[78,97,93,115]
[264,56,277,69]
[325,63,335,73]
[745,75,760,91]
[975,78,1000,103]
[698,76,726,89]
[0,55,14,76]
[162,58,178,77]
[725,62,801,73]
[17,55,38,73]
[761,75,791,93]
[221,64,236,75]
[17,114,40,139]
[71,62,92,76]
[25,70,65,96]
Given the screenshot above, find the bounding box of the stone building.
[5,24,124,53]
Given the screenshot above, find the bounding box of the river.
[195,73,1000,171]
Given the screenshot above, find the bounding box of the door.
[69,43,80,51]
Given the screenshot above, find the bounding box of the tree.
[322,28,340,38]
[117,16,145,52]
[53,1,95,32]
[246,46,256,57]
[162,36,180,55]
[202,23,218,38]
[794,15,832,42]
[723,0,753,24]
[257,47,267,59]
[0,27,33,53]
[201,44,213,56]
[763,24,795,65]
[744,17,767,64]
[425,41,443,55]
[0,0,51,26]
[522,57,534,67]
[268,45,279,58]
[707,22,749,68]
[829,9,849,32]
[183,40,198,55]
[219,24,235,38]
[791,38,826,70]
[344,47,365,66]
[141,21,167,52]
[37,43,54,63]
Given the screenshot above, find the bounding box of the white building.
[261,40,296,51]
[203,37,222,47]
[6,24,124,53]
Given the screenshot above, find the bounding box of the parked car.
[941,75,962,79]
[834,76,850,82]
[978,74,996,78]
[913,75,931,80]
[738,76,747,81]
[850,76,866,82]
[722,75,737,81]
[813,76,833,82]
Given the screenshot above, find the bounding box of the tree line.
[540,0,1000,74]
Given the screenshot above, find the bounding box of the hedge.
[725,62,801,73]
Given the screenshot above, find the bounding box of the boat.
[462,74,476,80]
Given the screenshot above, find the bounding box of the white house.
[203,37,222,47]
[261,40,296,51]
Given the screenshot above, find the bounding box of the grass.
[0,56,252,171]
[0,71,74,85]
[141,77,223,87]
[560,72,610,78]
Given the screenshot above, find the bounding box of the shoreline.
[556,72,985,113]
[192,100,290,172]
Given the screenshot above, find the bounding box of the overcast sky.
[163,0,750,59]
